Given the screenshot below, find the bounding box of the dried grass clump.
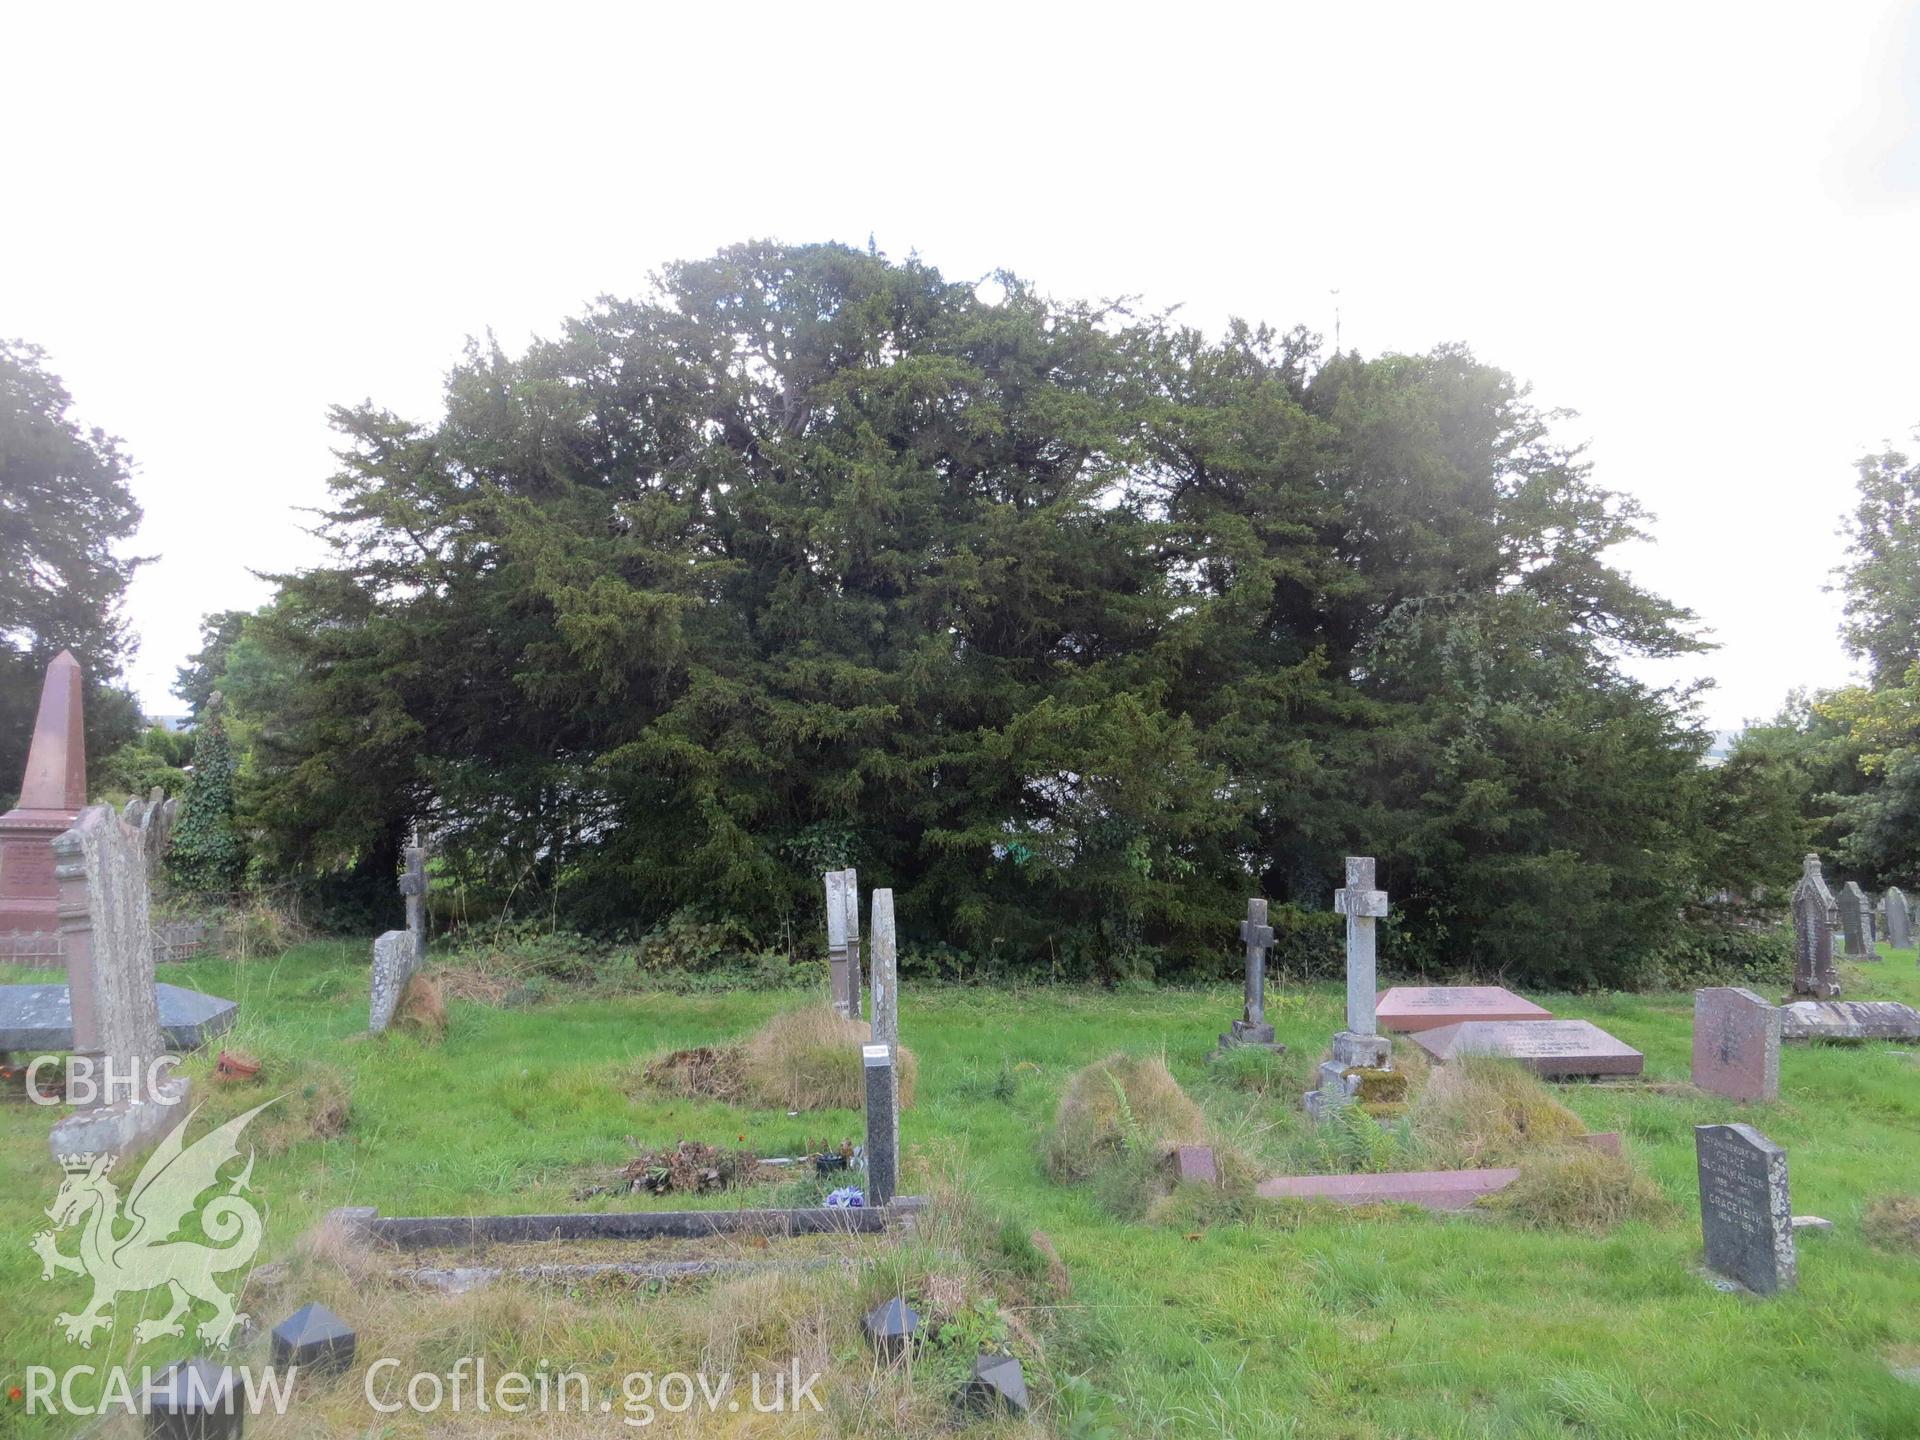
[253,1062,352,1156]
[1409,1055,1588,1167]
[739,1006,918,1111]
[641,1045,748,1104]
[1488,1146,1674,1234]
[1043,1052,1207,1184]
[394,973,447,1040]
[1864,1195,1920,1255]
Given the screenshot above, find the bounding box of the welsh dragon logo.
[30,1101,273,1349]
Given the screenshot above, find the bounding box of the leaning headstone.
[1790,855,1841,998]
[47,805,188,1162]
[1839,881,1872,958]
[270,1302,356,1373]
[861,1297,920,1360]
[0,651,87,948]
[1692,987,1781,1103]
[1220,898,1284,1051]
[1695,1122,1796,1295]
[862,1042,898,1207]
[141,1357,241,1440]
[869,888,898,1048]
[1305,858,1393,1121]
[368,929,420,1034]
[1886,887,1912,950]
[958,1353,1030,1417]
[399,841,429,965]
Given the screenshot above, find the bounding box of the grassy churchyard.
[3,938,1919,1438]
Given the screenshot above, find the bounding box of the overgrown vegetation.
[637,1005,919,1113]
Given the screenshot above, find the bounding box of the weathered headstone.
[1171,1144,1220,1185]
[1410,1018,1644,1077]
[1839,881,1873,958]
[1790,854,1841,998]
[862,1042,898,1207]
[1778,999,1920,1042]
[842,867,862,1020]
[368,929,419,1034]
[0,651,87,946]
[46,805,188,1162]
[869,888,898,1047]
[400,841,429,965]
[1886,887,1912,949]
[1377,985,1552,1033]
[1695,1122,1796,1295]
[1305,857,1394,1121]
[1220,897,1283,1051]
[824,870,850,1017]
[1691,987,1780,1103]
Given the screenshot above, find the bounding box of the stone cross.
[869,889,898,1048]
[1790,855,1840,998]
[1885,887,1912,950]
[399,841,428,965]
[1220,898,1281,1050]
[0,650,87,938]
[47,805,187,1161]
[1838,881,1872,958]
[862,1041,899,1207]
[1333,857,1389,1037]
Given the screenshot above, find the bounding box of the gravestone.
[368,929,419,1034]
[1695,1122,1796,1294]
[862,1042,898,1207]
[46,805,189,1162]
[1886,887,1912,949]
[0,651,87,944]
[869,888,898,1048]
[1257,1167,1520,1211]
[861,1297,920,1360]
[1377,985,1552,1033]
[1691,987,1780,1102]
[1410,1018,1645,1077]
[1220,897,1283,1051]
[824,868,861,1019]
[142,1357,241,1440]
[400,841,429,964]
[1305,858,1393,1121]
[1790,855,1841,998]
[1839,881,1873,958]
[0,983,236,1051]
[1779,999,1920,1042]
[959,1353,1030,1417]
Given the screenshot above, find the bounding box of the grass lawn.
[3,943,1919,1438]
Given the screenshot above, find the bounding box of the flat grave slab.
[0,983,237,1052]
[1256,1167,1520,1211]
[1377,985,1552,1033]
[1409,1018,1644,1077]
[1778,1000,1920,1042]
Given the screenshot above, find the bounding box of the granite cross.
[1333,857,1389,1037]
[1240,898,1274,1030]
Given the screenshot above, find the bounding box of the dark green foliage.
[168,696,245,892]
[173,610,249,717]
[0,341,144,793]
[1838,434,1920,686]
[222,242,1713,986]
[100,724,193,799]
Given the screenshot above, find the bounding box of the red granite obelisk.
[0,651,87,935]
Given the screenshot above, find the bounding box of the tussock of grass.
[1206,1043,1302,1098]
[1487,1147,1674,1234]
[1043,1052,1207,1184]
[394,972,447,1040]
[253,1063,352,1156]
[1409,1056,1588,1168]
[642,1044,748,1103]
[1864,1194,1920,1254]
[740,1006,918,1111]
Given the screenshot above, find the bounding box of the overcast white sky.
[4,2,1917,731]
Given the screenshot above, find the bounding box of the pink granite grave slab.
[1410,1019,1644,1077]
[1255,1167,1520,1211]
[1577,1132,1622,1156]
[1376,985,1552,1033]
[1170,1145,1219,1185]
